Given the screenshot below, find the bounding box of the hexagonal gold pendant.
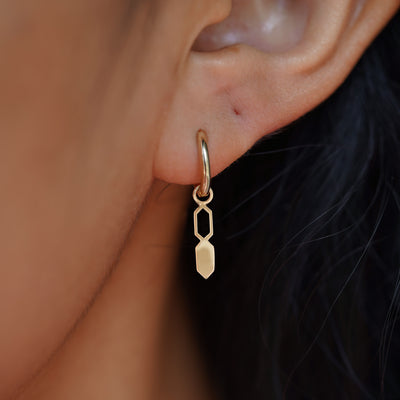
[195,240,215,279]
[193,187,215,279]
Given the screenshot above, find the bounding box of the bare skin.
[17,181,214,400]
[0,0,398,399]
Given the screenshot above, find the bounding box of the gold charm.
[193,187,215,279]
[193,129,215,279]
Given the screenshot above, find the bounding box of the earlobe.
[153,0,399,187]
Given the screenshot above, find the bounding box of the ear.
[153,0,399,185]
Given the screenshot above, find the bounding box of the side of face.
[0,0,226,396]
[0,0,398,397]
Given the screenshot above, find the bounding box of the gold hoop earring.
[193,130,215,279]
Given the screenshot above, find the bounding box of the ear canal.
[193,0,311,53]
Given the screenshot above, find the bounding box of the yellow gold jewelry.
[193,130,215,279]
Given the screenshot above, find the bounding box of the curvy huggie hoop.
[196,130,211,198]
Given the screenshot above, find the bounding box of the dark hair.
[180,11,400,400]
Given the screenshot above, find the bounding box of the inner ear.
[193,0,311,53]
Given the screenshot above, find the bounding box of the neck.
[18,181,215,400]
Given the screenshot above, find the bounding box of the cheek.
[0,0,185,393]
[0,2,156,397]
[0,108,153,395]
[0,122,151,398]
[0,161,151,398]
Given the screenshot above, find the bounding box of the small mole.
[233,108,240,116]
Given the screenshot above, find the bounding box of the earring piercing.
[193,130,215,279]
